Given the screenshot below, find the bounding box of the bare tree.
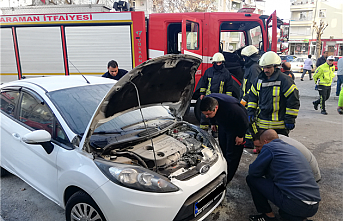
[152,0,217,13]
[312,19,328,59]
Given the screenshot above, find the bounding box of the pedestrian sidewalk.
[293,71,339,100]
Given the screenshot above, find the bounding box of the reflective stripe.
[200,125,209,130]
[262,81,281,87]
[226,91,232,96]
[206,78,212,95]
[243,79,248,96]
[248,102,257,108]
[257,118,286,129]
[200,88,206,92]
[286,108,299,116]
[251,85,258,95]
[245,134,252,139]
[284,84,297,97]
[219,81,224,94]
[252,122,258,134]
[272,86,280,121]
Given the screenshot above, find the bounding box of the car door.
[1,88,60,203]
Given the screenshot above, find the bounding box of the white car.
[290,57,316,73]
[0,55,227,221]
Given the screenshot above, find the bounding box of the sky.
[263,0,291,21]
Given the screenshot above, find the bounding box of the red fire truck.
[0,6,282,85]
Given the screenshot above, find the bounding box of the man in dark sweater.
[316,51,328,68]
[200,93,249,182]
[247,129,321,221]
[102,60,128,80]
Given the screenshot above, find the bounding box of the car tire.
[1,167,10,177]
[66,190,106,221]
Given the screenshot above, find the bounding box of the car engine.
[100,123,219,180]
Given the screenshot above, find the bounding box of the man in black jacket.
[200,93,249,182]
[316,51,328,68]
[102,60,128,80]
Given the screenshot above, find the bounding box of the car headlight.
[95,159,179,193]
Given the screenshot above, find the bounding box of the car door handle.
[12,133,21,140]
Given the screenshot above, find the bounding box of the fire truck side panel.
[131,11,147,67]
[64,25,133,75]
[0,29,18,79]
[16,26,65,76]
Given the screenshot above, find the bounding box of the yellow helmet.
[259,51,281,67]
[241,45,259,57]
[212,52,225,63]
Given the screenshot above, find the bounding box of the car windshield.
[48,84,174,135]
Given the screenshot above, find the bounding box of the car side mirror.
[22,130,54,154]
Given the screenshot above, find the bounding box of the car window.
[0,90,20,117]
[19,92,69,143]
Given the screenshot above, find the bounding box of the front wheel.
[66,190,106,221]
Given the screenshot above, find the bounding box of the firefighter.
[239,45,262,149]
[198,52,238,131]
[247,51,300,136]
[312,56,336,115]
[102,60,128,80]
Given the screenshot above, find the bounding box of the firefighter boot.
[313,101,319,110]
[321,110,328,115]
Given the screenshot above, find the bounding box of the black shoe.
[301,79,304,81]
[321,110,328,115]
[249,214,278,221]
[310,78,313,80]
[313,101,318,110]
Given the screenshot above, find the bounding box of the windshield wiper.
[121,117,174,130]
[92,130,121,135]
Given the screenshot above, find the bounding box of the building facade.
[289,0,343,57]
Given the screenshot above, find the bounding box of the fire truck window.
[220,32,245,52]
[0,90,20,117]
[186,21,199,50]
[167,23,182,54]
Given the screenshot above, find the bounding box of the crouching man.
[247,129,321,221]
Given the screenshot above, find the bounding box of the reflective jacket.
[198,66,239,99]
[241,57,262,102]
[313,62,335,86]
[247,69,300,129]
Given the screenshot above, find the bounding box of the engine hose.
[115,151,149,169]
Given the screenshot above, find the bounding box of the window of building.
[319,9,326,18]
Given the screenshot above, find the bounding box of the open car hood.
[80,54,202,151]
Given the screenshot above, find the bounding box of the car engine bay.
[93,122,219,180]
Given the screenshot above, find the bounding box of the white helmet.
[241,45,259,57]
[259,51,281,67]
[212,52,225,63]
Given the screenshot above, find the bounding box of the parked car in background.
[334,56,342,71]
[290,57,316,73]
[280,55,297,63]
[0,54,227,221]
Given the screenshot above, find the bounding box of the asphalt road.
[1,75,342,221]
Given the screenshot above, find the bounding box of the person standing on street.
[312,56,335,115]
[337,85,343,115]
[247,51,300,136]
[239,45,262,149]
[247,129,321,221]
[281,62,295,80]
[102,60,128,80]
[301,55,313,81]
[197,52,239,131]
[200,94,249,183]
[336,57,343,96]
[316,51,328,68]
